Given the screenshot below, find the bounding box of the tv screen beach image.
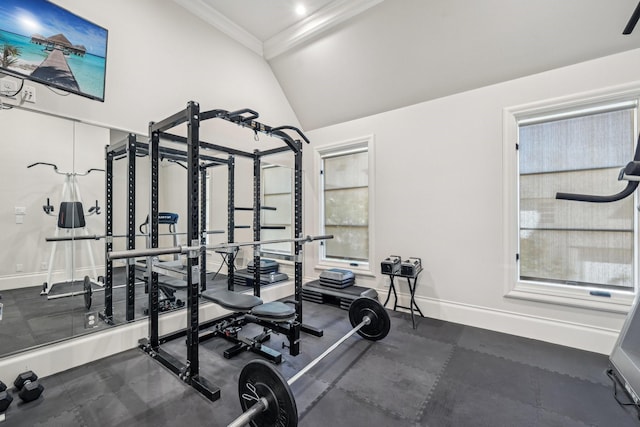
[0,0,107,100]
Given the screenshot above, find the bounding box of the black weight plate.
[84,276,92,310]
[349,297,390,341]
[238,360,297,427]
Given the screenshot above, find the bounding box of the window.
[504,89,640,312]
[317,136,373,270]
[261,164,292,255]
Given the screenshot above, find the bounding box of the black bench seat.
[201,290,262,312]
[201,290,295,322]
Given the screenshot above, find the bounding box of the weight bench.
[201,289,296,363]
[140,260,188,314]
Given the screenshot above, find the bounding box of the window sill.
[506,282,634,314]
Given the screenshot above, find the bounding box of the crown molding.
[172,0,383,59]
[172,0,263,56]
[264,0,384,60]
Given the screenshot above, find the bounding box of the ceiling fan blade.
[623,1,640,34]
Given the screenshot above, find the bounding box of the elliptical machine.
[28,162,103,296]
[556,134,640,417]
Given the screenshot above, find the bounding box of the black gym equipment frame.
[139,102,321,403]
[102,134,228,324]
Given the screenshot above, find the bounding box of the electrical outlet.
[40,261,48,270]
[0,78,17,98]
[16,263,23,272]
[22,85,36,103]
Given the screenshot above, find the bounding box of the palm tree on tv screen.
[0,43,20,68]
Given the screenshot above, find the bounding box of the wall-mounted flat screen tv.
[0,0,107,101]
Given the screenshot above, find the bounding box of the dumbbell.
[0,381,13,412]
[13,371,44,402]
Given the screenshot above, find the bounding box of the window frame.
[503,85,640,314]
[315,135,375,276]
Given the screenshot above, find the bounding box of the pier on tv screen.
[0,0,108,101]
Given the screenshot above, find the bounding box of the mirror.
[0,108,299,358]
[0,107,108,356]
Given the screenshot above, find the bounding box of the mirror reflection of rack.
[0,108,108,357]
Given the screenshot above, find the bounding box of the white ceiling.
[172,0,640,130]
[202,0,335,41]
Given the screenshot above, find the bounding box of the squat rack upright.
[140,101,318,401]
[102,133,228,324]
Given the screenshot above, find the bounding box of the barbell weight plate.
[84,276,92,310]
[348,297,391,341]
[238,360,297,427]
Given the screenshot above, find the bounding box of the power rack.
[136,102,321,402]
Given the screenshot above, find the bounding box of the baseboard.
[0,281,294,382]
[376,287,620,355]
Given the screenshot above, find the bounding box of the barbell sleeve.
[227,398,269,427]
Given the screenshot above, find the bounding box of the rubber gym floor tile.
[28,409,83,427]
[420,376,590,427]
[294,337,373,386]
[441,347,539,405]
[61,368,130,404]
[156,393,228,426]
[335,352,438,420]
[127,369,197,405]
[287,374,331,416]
[0,377,79,426]
[536,367,638,426]
[389,310,465,345]
[103,350,163,381]
[457,326,611,385]
[301,386,406,427]
[75,388,148,426]
[368,333,454,373]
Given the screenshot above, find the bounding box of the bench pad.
[251,301,296,322]
[201,290,262,311]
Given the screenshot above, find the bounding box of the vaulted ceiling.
[172,0,640,130]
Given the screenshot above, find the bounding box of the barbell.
[228,297,390,427]
[107,234,333,261]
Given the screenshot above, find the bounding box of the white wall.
[6,0,299,134]
[305,48,640,355]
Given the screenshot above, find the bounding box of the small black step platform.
[233,268,289,287]
[302,279,378,309]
